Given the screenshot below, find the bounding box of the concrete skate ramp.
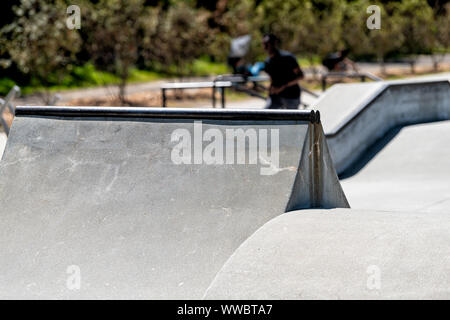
[314,77,450,174]
[205,208,450,299]
[0,106,348,299]
[341,120,450,212]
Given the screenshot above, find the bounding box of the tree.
[209,0,263,63]
[297,0,346,74]
[143,2,211,78]
[84,0,147,104]
[343,0,404,75]
[429,3,450,71]
[252,0,304,54]
[393,0,436,73]
[227,0,345,74]
[0,0,81,103]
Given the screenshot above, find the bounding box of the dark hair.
[263,33,280,46]
[340,49,350,57]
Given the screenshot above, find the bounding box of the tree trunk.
[40,91,53,105]
[118,70,128,105]
[431,55,440,72]
[119,77,127,104]
[309,57,318,81]
[378,55,386,76]
[409,61,415,74]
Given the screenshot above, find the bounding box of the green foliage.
[0,59,228,96]
[142,2,211,77]
[392,0,436,55]
[0,78,17,96]
[83,0,149,102]
[342,0,404,71]
[1,0,449,95]
[0,0,81,100]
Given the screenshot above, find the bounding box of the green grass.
[297,55,321,67]
[0,59,232,96]
[128,69,166,82]
[191,59,228,76]
[0,78,17,96]
[1,63,122,96]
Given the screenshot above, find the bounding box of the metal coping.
[15,106,320,123]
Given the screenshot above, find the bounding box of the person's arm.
[285,66,304,86]
[270,66,304,95]
[344,57,359,72]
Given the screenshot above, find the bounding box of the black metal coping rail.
[15,106,320,123]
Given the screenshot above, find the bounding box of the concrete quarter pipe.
[314,77,450,175]
[0,107,348,299]
[203,77,450,300]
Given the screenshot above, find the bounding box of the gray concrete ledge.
[314,77,450,174]
[205,208,450,299]
[0,113,347,299]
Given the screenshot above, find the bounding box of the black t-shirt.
[264,50,301,99]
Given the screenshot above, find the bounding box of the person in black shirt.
[262,34,304,109]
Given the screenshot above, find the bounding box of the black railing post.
[162,88,166,108]
[221,87,225,108]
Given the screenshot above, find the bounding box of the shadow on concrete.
[339,125,403,180]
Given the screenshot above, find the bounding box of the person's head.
[262,33,279,56]
[340,49,350,58]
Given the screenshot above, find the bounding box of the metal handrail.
[321,71,383,91]
[16,106,321,123]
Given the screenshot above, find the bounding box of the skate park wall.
[0,107,348,299]
[314,77,450,175]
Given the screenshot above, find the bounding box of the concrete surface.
[2,73,450,299]
[205,208,450,299]
[0,109,347,299]
[313,76,450,174]
[205,120,450,300]
[341,120,450,212]
[204,79,450,300]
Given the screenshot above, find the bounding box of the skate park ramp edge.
[341,120,450,212]
[0,106,348,299]
[205,208,450,299]
[313,76,450,174]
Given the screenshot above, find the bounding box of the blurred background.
[0,0,449,107]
